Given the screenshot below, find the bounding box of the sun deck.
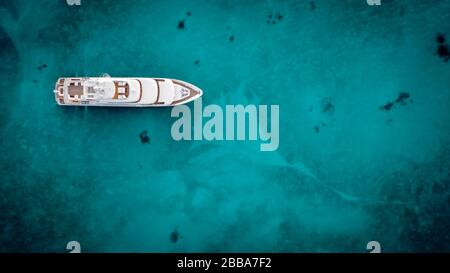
[54,77,202,106]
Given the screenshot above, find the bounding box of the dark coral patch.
[267,13,283,25]
[437,44,450,62]
[139,130,150,144]
[437,33,446,44]
[380,92,412,111]
[380,102,395,111]
[436,33,450,62]
[177,20,185,30]
[395,92,411,105]
[321,97,334,114]
[170,229,180,243]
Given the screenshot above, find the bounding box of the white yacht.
[54,75,203,106]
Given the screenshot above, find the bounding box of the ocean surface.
[0,0,449,252]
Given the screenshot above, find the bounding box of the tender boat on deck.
[54,76,203,107]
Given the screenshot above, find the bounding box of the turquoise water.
[1,0,450,252]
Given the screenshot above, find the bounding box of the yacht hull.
[54,77,203,107]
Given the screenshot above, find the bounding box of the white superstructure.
[54,76,203,107]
